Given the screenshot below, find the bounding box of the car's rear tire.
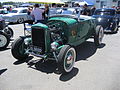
[94,25,104,46]
[0,31,10,50]
[17,18,24,24]
[57,45,76,74]
[11,37,29,60]
[4,27,14,38]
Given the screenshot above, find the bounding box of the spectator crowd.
[2,2,120,24]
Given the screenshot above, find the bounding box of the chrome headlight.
[51,42,59,51]
[98,18,102,22]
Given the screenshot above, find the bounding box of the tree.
[0,2,2,9]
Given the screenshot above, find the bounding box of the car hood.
[49,17,77,25]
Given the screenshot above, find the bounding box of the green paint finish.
[45,30,51,53]
[49,17,77,25]
[57,45,64,50]
[32,23,48,29]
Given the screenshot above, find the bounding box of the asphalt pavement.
[0,24,120,90]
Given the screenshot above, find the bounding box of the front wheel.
[113,21,119,33]
[57,45,76,74]
[0,32,10,50]
[94,25,104,46]
[11,37,29,60]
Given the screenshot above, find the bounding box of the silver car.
[3,8,33,23]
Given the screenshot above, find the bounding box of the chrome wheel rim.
[0,34,7,47]
[99,27,104,44]
[64,48,76,72]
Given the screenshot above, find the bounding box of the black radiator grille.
[31,27,45,53]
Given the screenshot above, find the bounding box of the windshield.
[94,10,115,16]
[10,10,18,13]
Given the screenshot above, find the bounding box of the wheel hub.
[67,55,73,64]
[0,35,7,47]
[64,49,76,72]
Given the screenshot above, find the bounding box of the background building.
[95,0,118,8]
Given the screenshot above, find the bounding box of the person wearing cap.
[81,4,91,16]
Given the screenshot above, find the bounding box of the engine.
[24,21,67,56]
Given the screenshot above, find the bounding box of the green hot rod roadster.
[11,9,104,74]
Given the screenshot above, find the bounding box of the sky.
[0,0,95,3]
[0,0,27,3]
[0,0,12,2]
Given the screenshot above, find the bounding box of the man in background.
[81,4,91,16]
[49,3,57,15]
[31,4,44,23]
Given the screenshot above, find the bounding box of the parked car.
[93,8,119,33]
[11,8,104,74]
[2,8,33,24]
[0,9,8,15]
[0,15,14,38]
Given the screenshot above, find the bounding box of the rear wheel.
[11,37,29,60]
[94,25,104,46]
[17,18,24,24]
[0,31,10,50]
[4,27,14,38]
[58,45,76,74]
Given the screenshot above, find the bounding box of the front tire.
[58,45,76,74]
[94,25,104,46]
[11,37,29,60]
[0,32,10,50]
[113,21,119,33]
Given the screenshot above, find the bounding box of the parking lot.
[0,24,120,90]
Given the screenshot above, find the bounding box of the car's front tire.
[11,37,29,60]
[112,21,119,33]
[0,31,10,50]
[94,25,104,46]
[58,45,76,74]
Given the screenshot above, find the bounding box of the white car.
[2,8,33,23]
